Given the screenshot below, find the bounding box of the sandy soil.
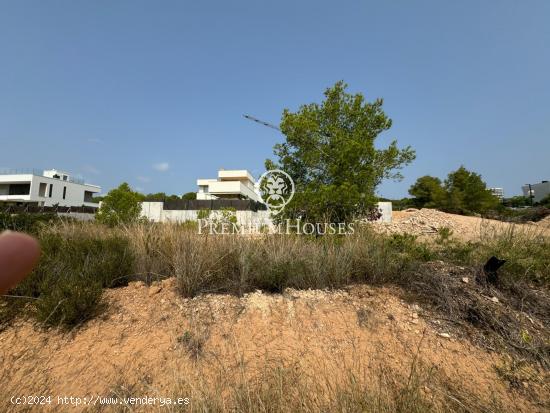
[377,208,550,241]
[1,278,546,412]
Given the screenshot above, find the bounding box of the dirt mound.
[1,278,547,412]
[377,208,550,241]
[538,215,550,228]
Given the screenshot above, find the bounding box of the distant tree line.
[407,166,500,214]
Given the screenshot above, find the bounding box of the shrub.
[0,212,59,234]
[96,182,142,226]
[12,232,134,327]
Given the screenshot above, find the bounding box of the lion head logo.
[256,170,295,215]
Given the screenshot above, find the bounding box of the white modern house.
[489,187,504,201]
[197,169,259,201]
[0,168,101,208]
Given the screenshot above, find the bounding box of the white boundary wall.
[140,202,392,225]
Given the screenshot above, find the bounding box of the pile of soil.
[376,208,550,241]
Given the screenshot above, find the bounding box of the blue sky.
[1,1,549,198]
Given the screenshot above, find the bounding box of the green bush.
[12,233,134,327]
[0,212,60,234]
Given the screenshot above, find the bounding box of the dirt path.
[1,278,546,412]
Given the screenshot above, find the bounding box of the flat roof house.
[0,168,101,208]
[196,169,259,202]
[522,180,550,203]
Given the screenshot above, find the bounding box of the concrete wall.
[377,202,392,223]
[141,201,392,227]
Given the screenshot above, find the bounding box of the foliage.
[483,206,550,223]
[96,183,143,226]
[11,232,133,327]
[381,197,416,211]
[442,166,500,213]
[408,176,445,208]
[408,166,500,214]
[503,196,531,208]
[537,194,550,208]
[0,212,59,234]
[182,192,197,200]
[141,192,181,202]
[266,81,415,223]
[197,209,210,220]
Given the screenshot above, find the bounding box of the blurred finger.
[0,231,41,294]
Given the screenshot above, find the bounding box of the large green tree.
[96,183,143,226]
[266,81,415,222]
[408,176,446,208]
[442,166,499,213]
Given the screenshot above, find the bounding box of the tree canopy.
[408,166,499,214]
[96,183,143,226]
[408,176,445,208]
[266,81,415,223]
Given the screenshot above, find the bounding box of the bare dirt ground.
[375,208,550,241]
[2,278,548,412]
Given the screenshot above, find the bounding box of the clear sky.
[1,1,549,198]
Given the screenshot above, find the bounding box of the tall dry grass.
[3,219,548,330]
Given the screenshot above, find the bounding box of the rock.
[149,286,162,296]
[461,277,469,284]
[438,332,451,339]
[412,312,418,319]
[490,296,499,303]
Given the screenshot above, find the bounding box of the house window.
[84,191,94,203]
[48,184,53,198]
[38,182,47,197]
[8,184,31,195]
[63,186,67,200]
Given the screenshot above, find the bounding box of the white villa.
[0,168,101,208]
[197,169,259,201]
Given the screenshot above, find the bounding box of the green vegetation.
[8,231,133,327]
[182,191,197,200]
[538,194,550,208]
[96,182,143,226]
[409,166,500,214]
[408,176,446,208]
[4,220,549,327]
[0,212,59,234]
[503,195,531,208]
[266,81,415,223]
[141,192,181,202]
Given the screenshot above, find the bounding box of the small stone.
[461,277,469,284]
[522,381,529,388]
[438,332,451,339]
[411,319,419,324]
[412,312,418,319]
[490,296,499,303]
[149,286,162,296]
